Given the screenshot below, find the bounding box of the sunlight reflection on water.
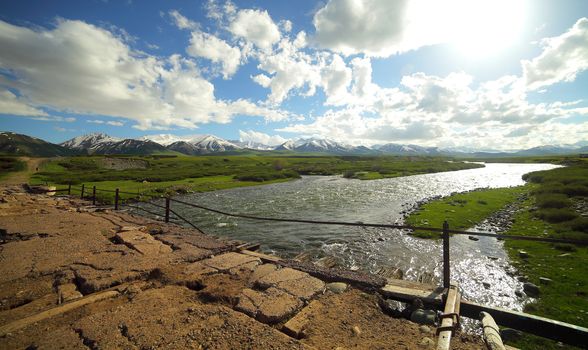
[139,163,559,314]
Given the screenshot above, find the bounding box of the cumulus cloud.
[320,54,352,104]
[278,61,588,148]
[0,90,48,117]
[313,0,412,57]
[523,17,588,90]
[186,30,242,79]
[0,19,288,130]
[254,36,321,104]
[229,9,280,50]
[238,129,287,146]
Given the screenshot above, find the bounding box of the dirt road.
[0,157,46,185]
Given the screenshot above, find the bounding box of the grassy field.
[404,160,588,348]
[29,155,482,203]
[0,157,25,179]
[405,186,529,238]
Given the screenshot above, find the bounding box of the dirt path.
[0,157,46,185]
[0,186,485,349]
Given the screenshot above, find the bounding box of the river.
[136,163,559,313]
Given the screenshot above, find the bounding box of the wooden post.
[165,197,170,223]
[80,184,85,199]
[436,284,460,350]
[92,186,96,205]
[67,182,71,195]
[114,188,119,210]
[443,221,450,289]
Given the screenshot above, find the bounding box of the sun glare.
[410,0,527,57]
[451,0,527,56]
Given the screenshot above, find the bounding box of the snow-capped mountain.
[60,133,120,151]
[61,133,168,155]
[167,135,241,154]
[139,134,192,146]
[192,135,240,153]
[166,141,200,155]
[375,143,441,155]
[275,138,356,153]
[230,140,274,150]
[274,140,296,151]
[92,139,167,155]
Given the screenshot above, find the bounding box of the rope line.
[169,197,588,246]
[35,185,588,246]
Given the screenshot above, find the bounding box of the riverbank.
[403,164,588,349]
[27,155,483,202]
[0,185,484,349]
[404,186,530,238]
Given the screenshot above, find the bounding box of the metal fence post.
[92,186,96,205]
[114,188,119,210]
[67,182,71,195]
[443,220,450,289]
[80,184,85,199]
[165,197,170,223]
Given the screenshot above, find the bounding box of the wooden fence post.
[114,188,119,210]
[80,184,85,199]
[92,186,96,206]
[443,220,450,289]
[165,197,170,223]
[67,182,71,195]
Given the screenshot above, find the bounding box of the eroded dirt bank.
[0,185,483,349]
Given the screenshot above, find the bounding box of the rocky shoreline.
[0,185,484,349]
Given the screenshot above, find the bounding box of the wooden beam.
[436,285,459,350]
[460,300,588,348]
[0,290,119,337]
[379,280,445,307]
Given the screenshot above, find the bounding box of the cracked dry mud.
[0,185,484,349]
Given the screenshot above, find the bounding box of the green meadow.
[29,154,482,203]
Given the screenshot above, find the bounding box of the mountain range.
[1,131,587,158]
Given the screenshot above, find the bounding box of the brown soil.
[0,184,486,349]
[0,157,46,185]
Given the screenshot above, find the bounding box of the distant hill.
[60,133,171,155]
[0,132,76,157]
[2,131,587,157]
[92,139,169,155]
[60,133,120,152]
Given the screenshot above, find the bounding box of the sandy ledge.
[0,185,484,349]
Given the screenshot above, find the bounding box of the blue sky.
[0,0,587,149]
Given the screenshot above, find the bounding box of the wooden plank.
[380,281,444,306]
[460,300,588,348]
[0,290,119,336]
[436,285,459,350]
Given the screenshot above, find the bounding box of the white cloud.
[313,0,412,57]
[253,35,322,104]
[320,54,352,104]
[523,17,588,90]
[0,90,47,116]
[0,19,289,130]
[229,9,280,50]
[186,31,242,79]
[238,129,287,146]
[169,10,199,30]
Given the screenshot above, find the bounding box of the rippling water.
[138,163,559,312]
